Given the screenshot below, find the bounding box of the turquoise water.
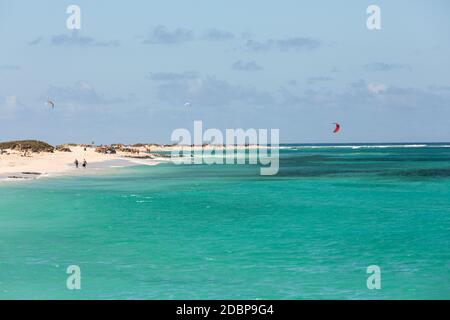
[1,145,449,299]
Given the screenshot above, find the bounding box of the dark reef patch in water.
[382,168,450,178]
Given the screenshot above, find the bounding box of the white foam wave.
[282,144,450,150]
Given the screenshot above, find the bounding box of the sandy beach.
[0,145,163,181]
[0,143,267,181]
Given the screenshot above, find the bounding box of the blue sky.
[1,0,449,144]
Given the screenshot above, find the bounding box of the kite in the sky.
[333,122,341,134]
[184,102,191,108]
[47,99,55,109]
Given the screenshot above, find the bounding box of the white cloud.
[364,62,411,72]
[142,26,194,44]
[368,83,387,94]
[46,81,131,112]
[232,60,263,72]
[51,32,120,47]
[5,95,19,106]
[149,72,275,108]
[244,37,321,52]
[0,95,21,119]
[0,65,20,71]
[202,29,234,41]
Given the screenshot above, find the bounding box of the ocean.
[1,144,449,299]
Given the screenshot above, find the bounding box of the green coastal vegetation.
[0,140,55,153]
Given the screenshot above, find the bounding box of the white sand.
[0,146,161,181]
[0,144,270,181]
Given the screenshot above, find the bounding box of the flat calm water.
[1,145,450,299]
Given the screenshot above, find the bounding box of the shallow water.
[1,145,449,299]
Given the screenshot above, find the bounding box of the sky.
[0,0,449,144]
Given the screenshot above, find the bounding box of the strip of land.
[0,140,266,181]
[0,141,164,181]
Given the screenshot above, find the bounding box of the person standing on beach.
[82,159,87,168]
[74,159,79,168]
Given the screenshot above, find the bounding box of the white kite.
[47,99,55,109]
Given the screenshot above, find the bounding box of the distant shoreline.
[0,141,267,182]
[2,141,450,183]
[0,143,165,183]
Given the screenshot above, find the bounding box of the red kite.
[333,122,341,134]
